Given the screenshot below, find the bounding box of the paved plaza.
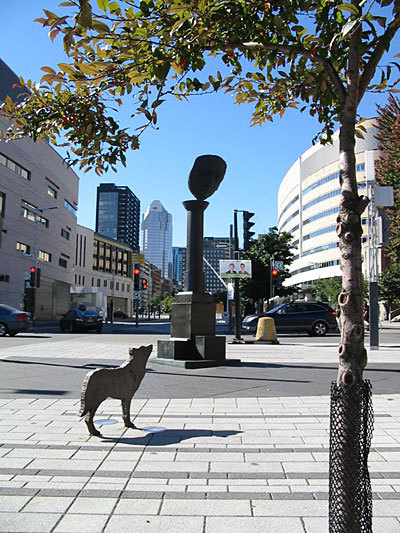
[0,336,399,532]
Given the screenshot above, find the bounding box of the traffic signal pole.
[233,210,242,341]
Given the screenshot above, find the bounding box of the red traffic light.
[30,267,36,273]
[134,267,140,276]
[141,279,147,290]
[272,269,278,276]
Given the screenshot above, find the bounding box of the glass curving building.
[277,119,382,289]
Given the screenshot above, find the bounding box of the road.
[0,319,398,400]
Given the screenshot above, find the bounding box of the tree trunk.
[336,112,369,386]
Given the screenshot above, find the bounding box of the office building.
[172,246,186,289]
[96,183,140,252]
[0,59,79,319]
[277,119,382,289]
[141,200,172,279]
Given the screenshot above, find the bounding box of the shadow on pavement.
[98,429,242,446]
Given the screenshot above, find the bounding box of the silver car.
[0,304,33,336]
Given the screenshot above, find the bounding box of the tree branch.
[358,11,400,103]
[238,41,347,106]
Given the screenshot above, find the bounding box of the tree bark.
[336,111,369,386]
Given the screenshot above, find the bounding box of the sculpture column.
[183,199,208,293]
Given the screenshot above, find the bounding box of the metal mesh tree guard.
[329,380,374,533]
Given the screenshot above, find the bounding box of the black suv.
[60,308,103,333]
[242,301,338,336]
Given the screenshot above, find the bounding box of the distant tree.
[379,265,400,311]
[160,294,175,313]
[375,95,400,263]
[312,276,343,306]
[240,227,294,304]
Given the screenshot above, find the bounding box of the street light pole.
[233,210,242,341]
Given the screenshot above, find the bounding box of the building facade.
[141,200,172,279]
[277,119,382,289]
[172,246,186,289]
[96,183,140,252]
[203,237,232,294]
[0,60,79,319]
[73,225,134,318]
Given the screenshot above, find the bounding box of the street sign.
[25,272,30,281]
[132,253,145,264]
[274,261,283,270]
[215,243,230,249]
[133,291,141,300]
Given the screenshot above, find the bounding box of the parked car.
[113,310,128,319]
[242,301,338,336]
[0,304,33,336]
[60,308,103,333]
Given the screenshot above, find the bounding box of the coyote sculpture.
[79,345,152,436]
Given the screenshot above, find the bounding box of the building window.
[0,152,30,180]
[39,250,51,262]
[61,228,70,240]
[116,282,119,291]
[0,274,10,283]
[59,258,67,268]
[16,242,30,254]
[122,283,125,291]
[97,279,101,287]
[82,276,85,285]
[64,199,77,215]
[47,185,57,199]
[0,192,5,217]
[21,206,49,227]
[104,280,107,287]
[92,277,95,287]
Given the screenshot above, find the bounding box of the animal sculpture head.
[128,345,152,368]
[188,155,227,200]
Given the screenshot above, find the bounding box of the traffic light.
[243,211,255,251]
[29,267,36,288]
[134,263,140,291]
[271,268,279,287]
[141,278,147,291]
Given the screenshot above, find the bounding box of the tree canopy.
[240,227,294,303]
[1,0,400,175]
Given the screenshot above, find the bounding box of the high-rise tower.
[141,200,172,279]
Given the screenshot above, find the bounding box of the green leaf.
[338,3,360,15]
[58,63,77,75]
[96,0,109,10]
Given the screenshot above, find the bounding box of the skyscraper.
[172,246,186,289]
[141,200,172,279]
[96,183,140,251]
[203,237,232,294]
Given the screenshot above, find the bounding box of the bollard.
[255,317,279,344]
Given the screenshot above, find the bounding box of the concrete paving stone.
[209,478,266,486]
[0,511,61,533]
[25,481,86,490]
[307,479,329,486]
[268,479,308,486]
[0,458,33,469]
[283,462,328,473]
[0,495,32,511]
[22,496,74,513]
[68,496,117,514]
[126,484,186,492]
[0,474,12,481]
[304,516,400,533]
[128,477,170,485]
[51,476,89,483]
[245,452,314,462]
[191,486,227,492]
[241,437,304,445]
[140,452,176,461]
[6,449,75,459]
[135,462,209,472]
[70,450,111,460]
[380,452,400,462]
[210,462,284,474]
[121,490,165,499]
[291,486,327,493]
[176,452,244,462]
[53,513,108,532]
[206,516,306,533]
[105,515,204,533]
[252,499,327,516]
[26,459,103,471]
[377,492,400,499]
[79,489,122,498]
[0,433,35,441]
[97,460,139,472]
[230,485,290,493]
[370,463,400,472]
[160,498,252,516]
[0,481,26,488]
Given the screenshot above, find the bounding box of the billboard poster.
[220,259,252,278]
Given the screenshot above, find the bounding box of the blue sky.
[0,1,398,247]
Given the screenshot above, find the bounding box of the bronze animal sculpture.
[188,154,227,200]
[79,345,152,436]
